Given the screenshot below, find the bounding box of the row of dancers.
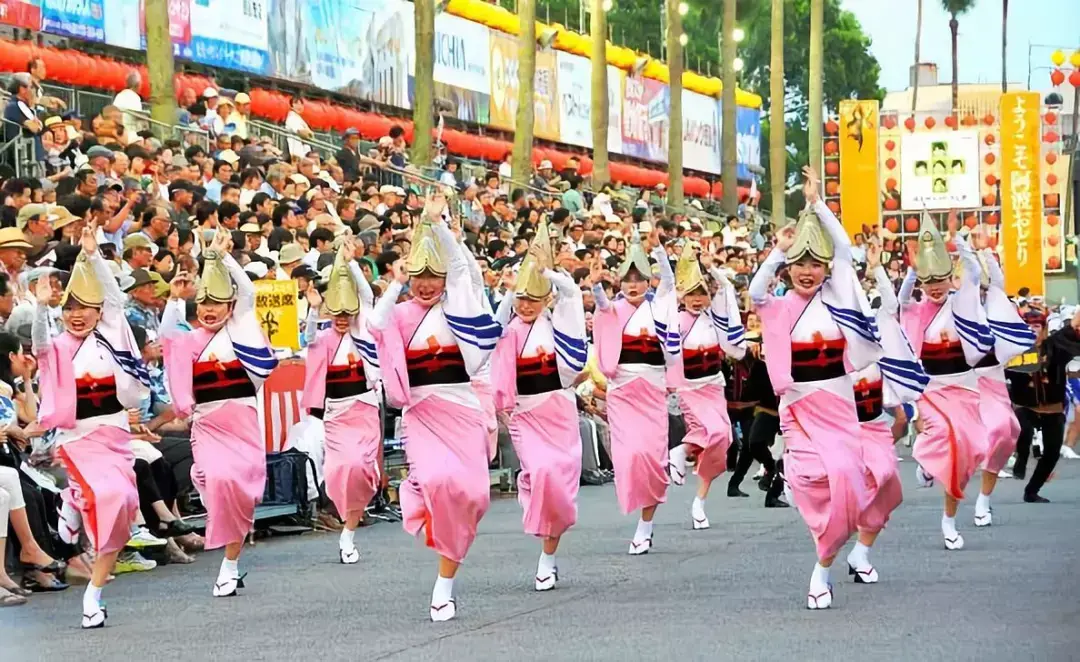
[39,173,1062,628]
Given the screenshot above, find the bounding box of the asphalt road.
[4,451,1080,662]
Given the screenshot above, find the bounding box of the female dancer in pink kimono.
[592,232,680,555]
[34,224,150,628]
[368,202,498,622]
[900,214,990,550]
[665,246,747,530]
[748,170,883,609]
[845,240,929,583]
[301,238,381,564]
[969,237,1035,527]
[161,231,278,597]
[490,222,586,591]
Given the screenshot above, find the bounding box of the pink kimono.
[593,277,680,515]
[668,274,746,483]
[37,252,150,555]
[491,275,586,539]
[901,243,991,500]
[369,223,496,564]
[162,255,278,550]
[749,200,882,560]
[974,251,1036,473]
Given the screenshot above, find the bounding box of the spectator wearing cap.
[123,268,160,334]
[168,180,195,226]
[289,173,311,200]
[86,145,114,186]
[276,242,305,280]
[3,77,44,164]
[200,87,224,135]
[42,116,76,176]
[204,159,234,203]
[123,234,155,273]
[227,93,251,139]
[285,96,314,159]
[336,128,363,184]
[239,222,264,253]
[0,228,34,291]
[375,185,401,216]
[16,203,58,264]
[531,159,554,191]
[214,96,235,137]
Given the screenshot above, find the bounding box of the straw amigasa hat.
[406,221,448,278]
[515,219,555,300]
[785,207,834,264]
[196,250,236,303]
[675,242,707,295]
[914,210,952,283]
[617,229,652,279]
[323,243,360,316]
[61,253,105,308]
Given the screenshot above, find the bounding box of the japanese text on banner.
[1000,91,1044,297]
[254,280,300,351]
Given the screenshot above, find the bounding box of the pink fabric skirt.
[324,400,382,519]
[679,383,732,483]
[854,419,903,533]
[913,386,988,500]
[56,426,138,555]
[400,395,491,563]
[780,390,869,560]
[472,379,499,459]
[978,376,1021,473]
[191,402,266,550]
[607,377,669,515]
[509,393,581,539]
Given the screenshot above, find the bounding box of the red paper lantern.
[885,217,900,233]
[1048,234,1060,247]
[885,177,897,191]
[982,193,997,206]
[884,139,896,151]
[825,181,839,195]
[985,174,997,186]
[1070,70,1080,87]
[983,113,995,126]
[1044,131,1060,143]
[945,239,958,252]
[885,158,897,170]
[984,153,995,165]
[1046,193,1060,208]
[924,116,936,129]
[1047,256,1062,270]
[962,114,977,127]
[1048,173,1058,186]
[884,198,899,211]
[964,215,978,229]
[1048,214,1060,227]
[904,217,919,232]
[904,116,916,132]
[824,119,839,135]
[824,140,838,155]
[1047,152,1059,165]
[984,133,996,145]
[982,213,997,227]
[1045,111,1058,125]
[825,161,839,176]
[827,201,840,214]
[882,116,896,130]
[1051,69,1066,86]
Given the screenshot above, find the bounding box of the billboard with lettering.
[900,130,981,210]
[0,0,42,30]
[41,0,104,42]
[489,31,559,141]
[555,52,622,155]
[621,76,668,163]
[402,9,491,123]
[681,90,720,174]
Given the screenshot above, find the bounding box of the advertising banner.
[0,0,42,30]
[621,76,667,163]
[838,99,880,235]
[555,53,622,155]
[41,0,104,42]
[489,32,559,141]
[682,90,720,174]
[187,0,269,74]
[900,129,981,210]
[735,105,762,180]
[1000,91,1044,296]
[606,65,623,156]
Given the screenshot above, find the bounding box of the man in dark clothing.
[1006,309,1080,502]
[335,128,363,184]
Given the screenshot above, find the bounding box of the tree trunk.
[808,0,824,177]
[512,0,537,188]
[949,15,959,117]
[769,0,785,222]
[590,0,610,187]
[144,0,176,133]
[720,0,738,215]
[1001,0,1008,93]
[667,0,684,210]
[411,0,435,166]
[912,0,922,113]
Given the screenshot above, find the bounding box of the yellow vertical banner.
[838,100,880,238]
[254,280,300,351]
[1000,91,1044,296]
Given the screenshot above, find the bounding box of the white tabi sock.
[941,514,958,538]
[810,563,831,591]
[537,552,556,575]
[975,492,991,515]
[83,582,103,614]
[339,527,357,551]
[692,496,706,519]
[218,557,239,583]
[432,575,454,605]
[633,518,654,543]
[848,541,871,569]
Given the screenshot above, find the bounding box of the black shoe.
[727,487,750,498]
[25,560,66,575]
[580,470,605,486]
[1023,493,1050,503]
[757,473,772,492]
[158,519,197,538]
[21,575,69,593]
[765,497,790,508]
[1012,466,1027,480]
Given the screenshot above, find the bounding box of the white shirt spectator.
[112,88,143,142]
[285,110,312,159]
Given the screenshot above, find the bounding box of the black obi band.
[853,379,884,422]
[76,375,123,420]
[683,345,722,380]
[406,344,469,387]
[921,341,969,376]
[326,363,370,400]
[791,336,847,383]
[516,352,562,396]
[620,334,664,367]
[193,359,256,404]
